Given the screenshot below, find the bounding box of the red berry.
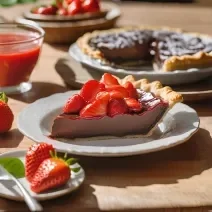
[25,143,54,183]
[125,98,142,113]
[123,81,138,99]
[80,80,105,103]
[36,5,58,15]
[80,92,110,118]
[67,0,83,15]
[106,85,129,98]
[63,94,86,114]
[57,8,68,15]
[108,98,128,117]
[82,0,100,13]
[100,73,119,88]
[31,158,70,193]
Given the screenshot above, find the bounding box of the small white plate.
[69,44,212,85]
[17,91,200,157]
[0,150,85,201]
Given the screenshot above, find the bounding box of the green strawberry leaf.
[0,92,8,103]
[0,158,25,178]
[72,167,81,173]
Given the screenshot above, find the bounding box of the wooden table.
[1,1,212,211]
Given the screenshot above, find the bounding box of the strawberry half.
[25,143,54,183]
[67,0,83,15]
[125,98,142,113]
[100,73,119,88]
[108,98,128,117]
[63,94,86,114]
[80,80,105,103]
[82,0,100,13]
[107,85,129,98]
[123,81,138,99]
[80,91,110,118]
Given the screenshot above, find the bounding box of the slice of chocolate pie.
[77,27,212,72]
[51,74,183,139]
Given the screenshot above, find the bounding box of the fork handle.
[13,177,43,211]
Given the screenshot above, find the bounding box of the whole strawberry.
[25,143,54,183]
[0,92,14,133]
[30,151,80,193]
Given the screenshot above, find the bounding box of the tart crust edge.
[116,75,183,108]
[76,26,212,72]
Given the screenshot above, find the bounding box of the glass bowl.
[0,23,45,94]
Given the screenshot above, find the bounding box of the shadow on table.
[76,128,212,188]
[0,129,24,148]
[8,82,69,104]
[188,100,212,117]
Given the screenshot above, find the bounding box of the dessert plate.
[0,150,85,201]
[69,44,212,85]
[17,91,199,157]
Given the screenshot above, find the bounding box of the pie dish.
[50,74,183,138]
[77,26,212,72]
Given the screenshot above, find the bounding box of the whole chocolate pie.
[77,27,212,72]
[51,73,183,139]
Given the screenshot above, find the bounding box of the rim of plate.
[17,91,200,157]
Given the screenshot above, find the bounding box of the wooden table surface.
[1,1,212,211]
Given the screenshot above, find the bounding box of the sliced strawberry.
[107,85,129,98]
[125,98,142,113]
[80,80,105,103]
[108,98,128,117]
[80,92,110,118]
[67,0,83,15]
[63,94,86,114]
[123,81,138,99]
[109,90,126,99]
[96,91,109,100]
[100,73,119,88]
[82,0,100,13]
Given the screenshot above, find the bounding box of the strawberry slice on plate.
[108,98,128,117]
[25,143,54,183]
[63,94,86,114]
[100,73,119,88]
[80,80,105,103]
[123,81,138,99]
[80,91,110,118]
[125,97,142,113]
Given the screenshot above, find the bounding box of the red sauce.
[0,33,41,87]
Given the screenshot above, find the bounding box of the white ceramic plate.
[0,150,85,201]
[17,91,199,157]
[69,44,212,85]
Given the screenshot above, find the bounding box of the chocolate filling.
[51,90,168,139]
[89,30,212,68]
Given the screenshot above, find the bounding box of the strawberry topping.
[108,98,128,117]
[100,73,119,88]
[125,97,142,113]
[123,81,138,99]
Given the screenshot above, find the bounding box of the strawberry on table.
[0,92,14,134]
[108,98,128,117]
[100,73,119,88]
[80,80,105,103]
[125,98,142,113]
[80,91,110,118]
[63,94,86,114]
[25,143,54,183]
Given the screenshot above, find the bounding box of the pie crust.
[77,26,212,72]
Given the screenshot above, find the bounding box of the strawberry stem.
[50,150,54,158]
[0,92,8,103]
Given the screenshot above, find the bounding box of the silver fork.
[0,165,43,211]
